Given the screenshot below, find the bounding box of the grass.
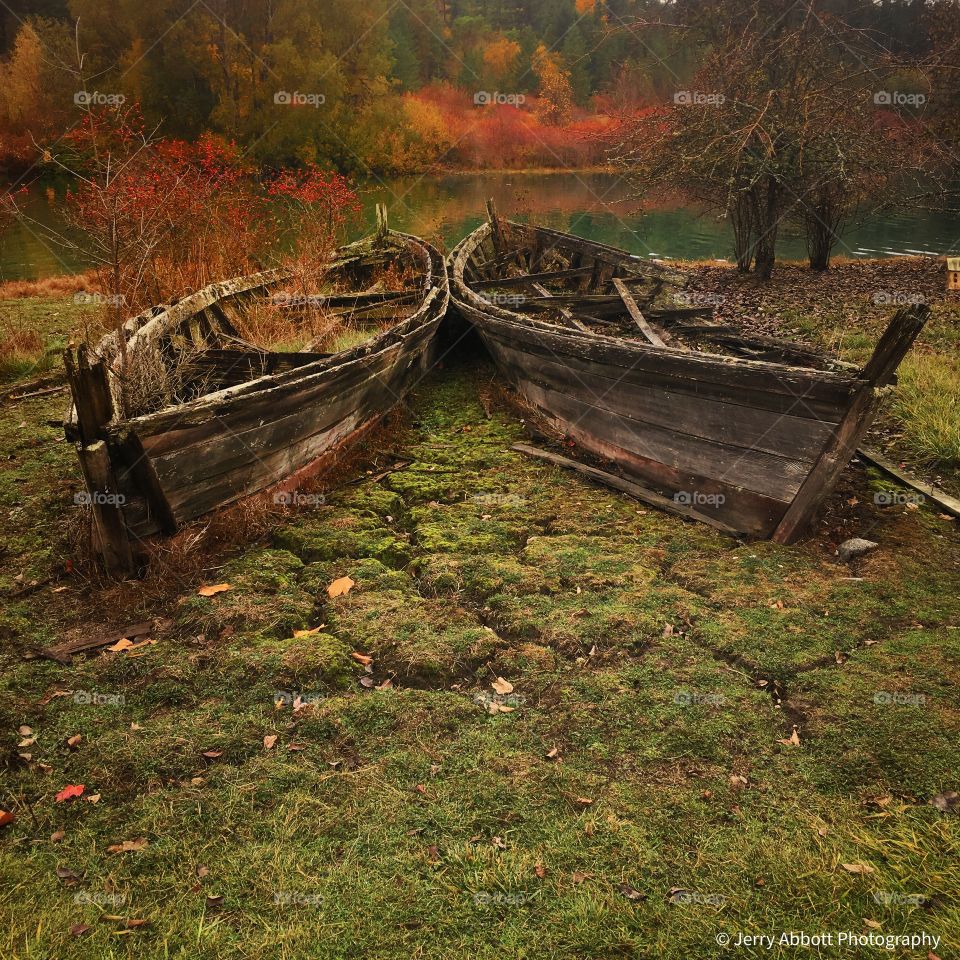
[891,352,960,466]
[0,276,958,958]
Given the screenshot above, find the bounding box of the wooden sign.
[948,257,960,291]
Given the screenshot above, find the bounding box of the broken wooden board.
[37,621,153,664]
[857,446,960,519]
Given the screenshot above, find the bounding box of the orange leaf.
[0,810,15,828]
[55,784,85,802]
[107,638,134,652]
[198,583,231,597]
[351,652,373,665]
[263,735,278,750]
[292,626,323,638]
[327,576,355,599]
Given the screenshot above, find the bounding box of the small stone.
[837,538,878,563]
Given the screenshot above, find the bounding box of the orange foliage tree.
[532,45,574,126]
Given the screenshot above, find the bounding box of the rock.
[837,538,879,563]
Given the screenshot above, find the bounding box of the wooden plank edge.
[510,442,743,536]
[856,446,960,519]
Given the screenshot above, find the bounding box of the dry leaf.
[929,791,958,813]
[107,837,149,854]
[571,870,591,884]
[359,676,376,688]
[125,918,150,929]
[18,737,35,747]
[51,829,65,842]
[863,919,882,930]
[86,793,101,804]
[729,774,748,789]
[287,742,306,752]
[197,866,209,878]
[69,924,91,937]
[0,810,15,828]
[545,747,560,760]
[491,677,514,695]
[107,638,134,652]
[55,784,84,802]
[327,576,355,598]
[263,735,278,751]
[616,882,646,901]
[351,652,373,665]
[534,862,546,879]
[778,727,801,747]
[66,734,82,750]
[197,583,231,597]
[841,862,875,875]
[574,796,594,807]
[18,725,32,736]
[376,678,393,691]
[292,626,323,637]
[201,749,223,760]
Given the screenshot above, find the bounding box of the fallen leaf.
[729,774,749,789]
[205,895,224,910]
[0,810,15,828]
[18,737,34,747]
[107,837,149,854]
[125,918,150,929]
[841,862,875,875]
[376,678,393,691]
[327,576,355,598]
[571,870,591,884]
[201,749,223,760]
[66,734,82,750]
[351,652,373,665]
[616,882,646,901]
[292,626,323,637]
[107,638,134,652]
[263,735,278,751]
[69,924,91,937]
[55,784,84,802]
[574,796,594,807]
[18,725,32,736]
[198,583,232,597]
[85,793,101,804]
[491,677,514,695]
[287,742,306,752]
[929,791,958,813]
[491,836,507,849]
[545,747,560,761]
[863,919,882,930]
[197,866,209,878]
[534,862,546,879]
[51,829,65,842]
[778,727,801,747]
[427,844,440,863]
[56,865,82,885]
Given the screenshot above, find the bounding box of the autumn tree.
[532,44,573,125]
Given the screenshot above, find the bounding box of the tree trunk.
[730,194,754,272]
[751,178,781,282]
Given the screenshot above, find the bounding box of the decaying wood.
[37,621,153,664]
[450,213,928,543]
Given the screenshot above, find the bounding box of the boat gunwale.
[73,230,449,436]
[450,219,866,390]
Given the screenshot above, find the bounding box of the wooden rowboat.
[66,208,448,572]
[450,203,927,543]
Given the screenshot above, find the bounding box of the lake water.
[3,172,960,281]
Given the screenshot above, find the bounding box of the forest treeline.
[0,0,952,175]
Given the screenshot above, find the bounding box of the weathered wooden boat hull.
[450,216,927,542]
[66,224,448,570]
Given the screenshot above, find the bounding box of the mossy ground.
[0,285,958,959]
